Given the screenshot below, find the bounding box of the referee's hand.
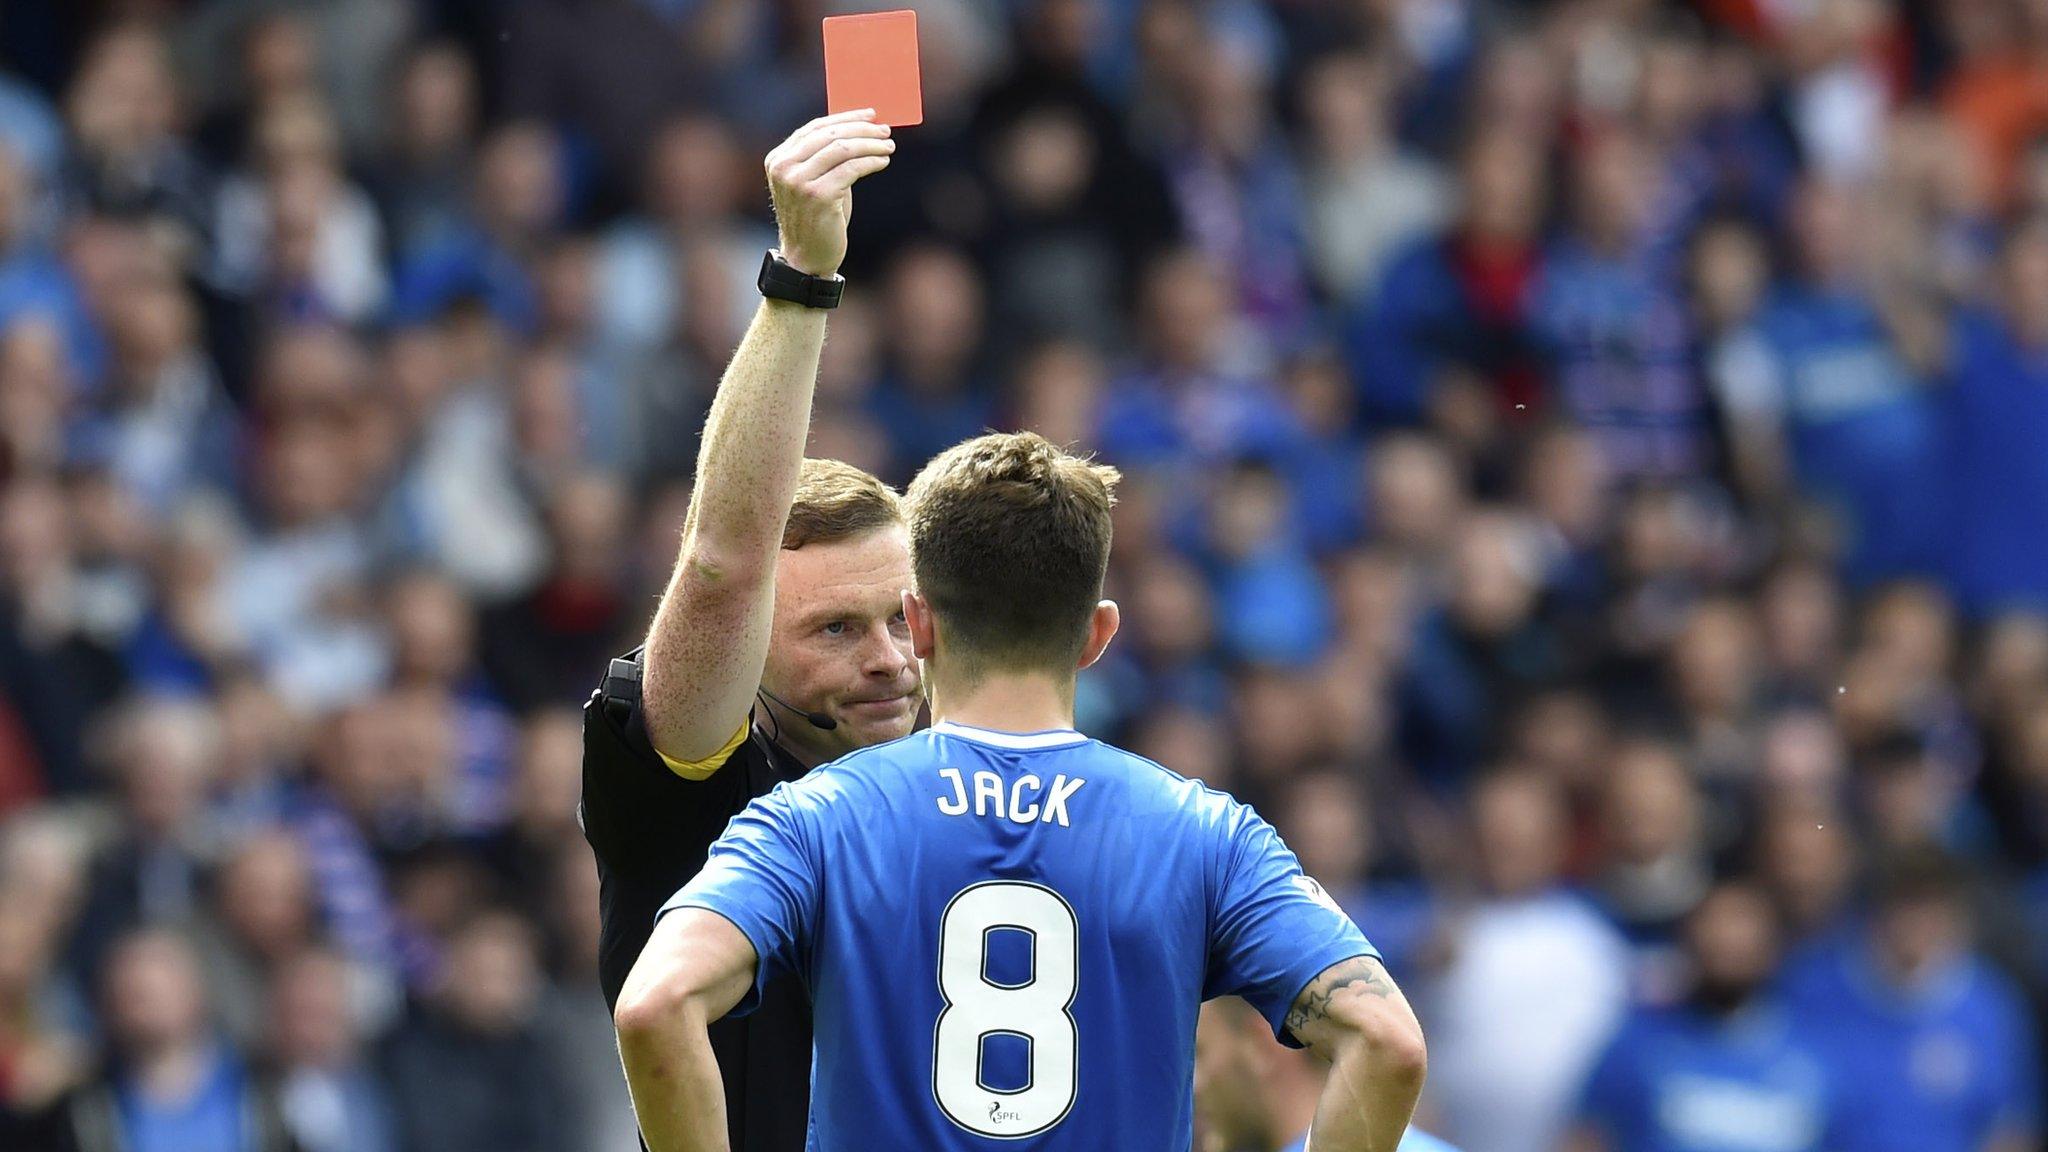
[766,109,895,279]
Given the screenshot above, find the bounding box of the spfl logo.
[989,1101,1022,1126]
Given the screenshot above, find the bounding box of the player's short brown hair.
[782,458,905,550]
[905,432,1120,680]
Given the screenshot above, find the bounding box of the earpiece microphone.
[758,686,839,731]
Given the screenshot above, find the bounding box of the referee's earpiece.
[758,686,839,732]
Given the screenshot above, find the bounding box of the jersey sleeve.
[659,781,821,1016]
[1204,806,1378,1046]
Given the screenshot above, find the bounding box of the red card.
[823,10,923,128]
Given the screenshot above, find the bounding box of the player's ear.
[1076,600,1120,671]
[903,589,938,661]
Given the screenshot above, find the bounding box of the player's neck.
[928,672,1077,735]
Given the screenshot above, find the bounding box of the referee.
[581,111,917,1152]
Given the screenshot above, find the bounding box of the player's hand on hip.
[765,109,895,277]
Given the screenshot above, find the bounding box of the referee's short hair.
[905,431,1120,682]
[778,458,905,550]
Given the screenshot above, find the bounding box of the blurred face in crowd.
[1127,555,1215,666]
[1791,180,1868,285]
[1757,808,1855,939]
[395,43,476,161]
[1686,884,1781,1014]
[1369,435,1463,559]
[1141,249,1233,373]
[2001,219,2048,344]
[645,114,746,228]
[116,701,219,841]
[545,472,629,587]
[0,476,70,594]
[513,710,585,843]
[108,273,197,388]
[1280,770,1373,889]
[1009,341,1103,451]
[1973,611,2048,722]
[1233,668,1325,783]
[1299,51,1395,162]
[763,526,921,760]
[991,108,1097,216]
[1449,511,1539,639]
[1861,582,1955,687]
[268,950,360,1071]
[1210,465,1291,561]
[475,123,564,241]
[241,15,316,104]
[67,26,178,159]
[216,833,315,963]
[441,914,541,1035]
[1510,690,1609,790]
[1130,706,1233,790]
[1603,741,1700,867]
[1521,427,1607,543]
[104,932,210,1058]
[0,145,26,252]
[0,886,59,1007]
[1461,129,1547,245]
[1757,563,1842,686]
[1759,710,1847,799]
[1691,220,1772,334]
[1472,771,1568,898]
[1874,885,1968,986]
[1857,738,1957,853]
[1670,600,1760,720]
[885,245,985,388]
[386,570,477,686]
[1573,130,1655,250]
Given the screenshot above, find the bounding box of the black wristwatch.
[757,248,845,309]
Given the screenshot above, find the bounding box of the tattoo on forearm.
[1285,956,1396,1037]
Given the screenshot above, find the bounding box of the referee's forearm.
[643,298,826,758]
[617,999,732,1152]
[675,298,826,569]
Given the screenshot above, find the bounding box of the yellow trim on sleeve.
[656,720,750,781]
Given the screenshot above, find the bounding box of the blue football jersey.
[665,720,1376,1150]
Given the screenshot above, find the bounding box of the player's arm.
[640,110,894,768]
[1282,955,1428,1152]
[613,908,757,1152]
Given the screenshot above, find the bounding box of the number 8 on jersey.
[933,881,1080,1138]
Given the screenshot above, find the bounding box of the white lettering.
[1040,775,1084,827]
[1008,774,1041,824]
[934,769,1086,827]
[973,770,1005,819]
[937,768,969,816]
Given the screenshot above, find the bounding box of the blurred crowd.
[4,1,2048,1151]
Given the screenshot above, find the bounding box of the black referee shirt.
[580,650,812,1152]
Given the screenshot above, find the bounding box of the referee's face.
[763,524,922,761]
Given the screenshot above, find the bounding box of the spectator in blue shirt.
[1531,129,1710,482]
[1568,881,1835,1152]
[1780,849,2042,1152]
[1943,219,2048,616]
[1348,128,1551,426]
[1708,180,1947,584]
[41,929,300,1152]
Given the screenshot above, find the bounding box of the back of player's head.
[782,458,905,550]
[904,432,1120,681]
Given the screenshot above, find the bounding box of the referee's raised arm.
[642,111,894,766]
[581,112,914,1152]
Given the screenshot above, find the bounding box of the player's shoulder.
[1090,740,1263,830]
